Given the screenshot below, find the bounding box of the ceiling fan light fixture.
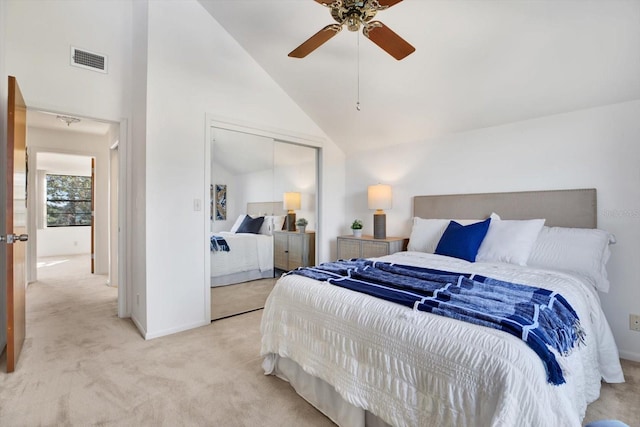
[290,0,414,60]
[347,13,361,31]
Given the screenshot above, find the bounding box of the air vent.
[70,46,108,74]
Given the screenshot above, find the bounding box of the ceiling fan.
[289,0,415,61]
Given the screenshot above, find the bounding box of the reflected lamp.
[283,192,301,231]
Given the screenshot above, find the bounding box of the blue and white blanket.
[289,258,585,385]
[210,235,230,252]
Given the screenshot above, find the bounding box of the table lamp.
[368,184,392,239]
[283,192,301,231]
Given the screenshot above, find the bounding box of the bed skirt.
[263,354,391,427]
[211,269,274,287]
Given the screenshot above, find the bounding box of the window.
[46,174,92,227]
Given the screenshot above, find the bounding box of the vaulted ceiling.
[199,0,640,155]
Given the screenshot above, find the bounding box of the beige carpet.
[0,255,638,426]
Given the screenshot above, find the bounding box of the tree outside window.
[46,174,92,227]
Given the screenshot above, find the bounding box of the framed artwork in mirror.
[215,184,227,220]
[210,184,214,221]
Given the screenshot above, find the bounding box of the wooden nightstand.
[337,235,408,260]
[274,230,316,271]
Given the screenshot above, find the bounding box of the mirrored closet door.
[209,127,318,320]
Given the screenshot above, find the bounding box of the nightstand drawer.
[337,239,361,259]
[361,241,391,258]
[336,235,408,260]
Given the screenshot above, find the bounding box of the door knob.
[0,234,29,244]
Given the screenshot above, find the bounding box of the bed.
[210,201,286,286]
[260,188,625,427]
[210,201,286,320]
[210,231,274,286]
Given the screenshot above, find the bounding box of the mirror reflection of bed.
[210,202,286,320]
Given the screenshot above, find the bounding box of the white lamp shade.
[368,184,392,210]
[283,192,301,211]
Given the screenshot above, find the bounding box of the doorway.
[36,153,93,263]
[25,110,125,314]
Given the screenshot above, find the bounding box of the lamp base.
[373,212,386,239]
[286,212,296,231]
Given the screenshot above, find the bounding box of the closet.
[209,126,318,319]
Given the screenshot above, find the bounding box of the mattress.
[260,251,624,427]
[210,231,273,287]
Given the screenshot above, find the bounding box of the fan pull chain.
[356,32,361,111]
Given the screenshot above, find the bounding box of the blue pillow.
[435,218,491,262]
[236,215,265,234]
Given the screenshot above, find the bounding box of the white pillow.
[528,226,613,292]
[259,216,273,235]
[272,215,286,232]
[408,214,500,254]
[476,218,545,266]
[229,214,247,233]
[259,215,286,235]
[407,218,449,253]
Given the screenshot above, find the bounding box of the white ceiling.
[37,152,92,175]
[199,0,640,155]
[213,129,274,175]
[27,110,112,136]
[213,128,317,175]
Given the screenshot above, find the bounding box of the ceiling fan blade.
[289,24,342,58]
[375,0,403,8]
[363,21,415,60]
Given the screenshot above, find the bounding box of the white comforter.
[260,251,624,427]
[210,232,273,277]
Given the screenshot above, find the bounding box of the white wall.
[27,127,110,275]
[130,0,148,333]
[345,100,640,361]
[273,160,317,231]
[142,0,344,338]
[37,227,91,257]
[4,0,131,122]
[109,126,119,287]
[240,169,275,207]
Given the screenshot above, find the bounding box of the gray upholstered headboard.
[413,189,597,228]
[247,201,287,217]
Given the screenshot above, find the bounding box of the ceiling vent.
[70,46,108,74]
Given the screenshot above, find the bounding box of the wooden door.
[5,76,28,373]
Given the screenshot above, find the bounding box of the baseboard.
[144,319,210,340]
[130,314,146,339]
